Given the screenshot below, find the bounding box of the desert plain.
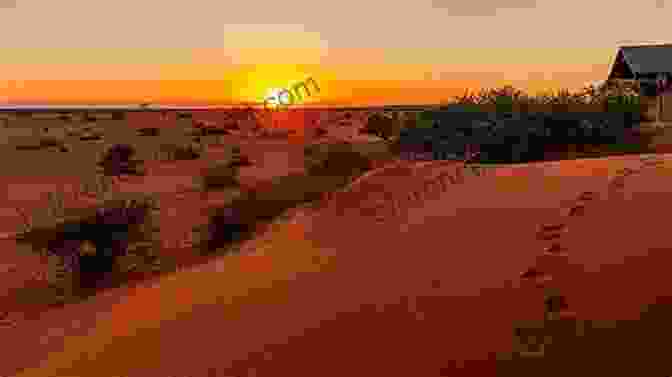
[2,107,672,376]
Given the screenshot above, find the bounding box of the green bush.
[605,95,640,113]
[415,111,435,129]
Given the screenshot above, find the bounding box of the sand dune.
[8,153,672,377]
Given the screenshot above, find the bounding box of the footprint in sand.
[519,267,553,288]
[609,176,626,189]
[576,191,598,202]
[543,242,569,257]
[641,158,664,167]
[616,167,637,177]
[536,223,567,241]
[567,204,586,217]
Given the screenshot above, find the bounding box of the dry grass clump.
[9,143,164,305]
[74,124,105,141]
[359,113,403,141]
[155,142,203,161]
[304,142,376,178]
[136,127,160,137]
[13,135,69,152]
[193,141,386,256]
[227,145,253,167]
[193,172,346,256]
[186,120,232,136]
[97,143,146,177]
[200,160,240,190]
[197,144,252,190]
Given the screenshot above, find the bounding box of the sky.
[0,0,670,106]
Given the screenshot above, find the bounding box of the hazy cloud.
[0,0,670,82]
[614,39,670,46]
[430,0,537,16]
[0,0,15,9]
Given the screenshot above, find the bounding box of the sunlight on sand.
[13,153,672,377]
[15,217,332,377]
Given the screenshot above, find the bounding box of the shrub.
[304,142,375,178]
[15,195,161,300]
[156,142,203,161]
[413,111,437,129]
[40,136,67,149]
[195,205,252,255]
[79,174,115,201]
[203,127,230,136]
[97,143,145,177]
[112,112,125,121]
[199,164,354,242]
[194,173,332,255]
[200,160,240,190]
[446,83,641,112]
[360,113,401,140]
[228,149,253,167]
[137,127,160,137]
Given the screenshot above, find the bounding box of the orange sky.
[0,0,669,106]
[0,51,613,106]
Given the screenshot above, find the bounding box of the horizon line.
[0,103,446,110]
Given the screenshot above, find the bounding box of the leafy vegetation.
[446,81,640,109]
[394,82,649,163]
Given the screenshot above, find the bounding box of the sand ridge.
[9,153,672,377]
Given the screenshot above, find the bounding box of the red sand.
[6,153,672,376]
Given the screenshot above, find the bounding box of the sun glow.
[263,87,284,109]
[266,88,282,100]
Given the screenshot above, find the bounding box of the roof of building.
[608,44,672,80]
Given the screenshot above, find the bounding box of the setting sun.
[228,64,319,104]
[263,87,284,108]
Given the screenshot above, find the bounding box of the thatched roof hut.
[607,44,672,124]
